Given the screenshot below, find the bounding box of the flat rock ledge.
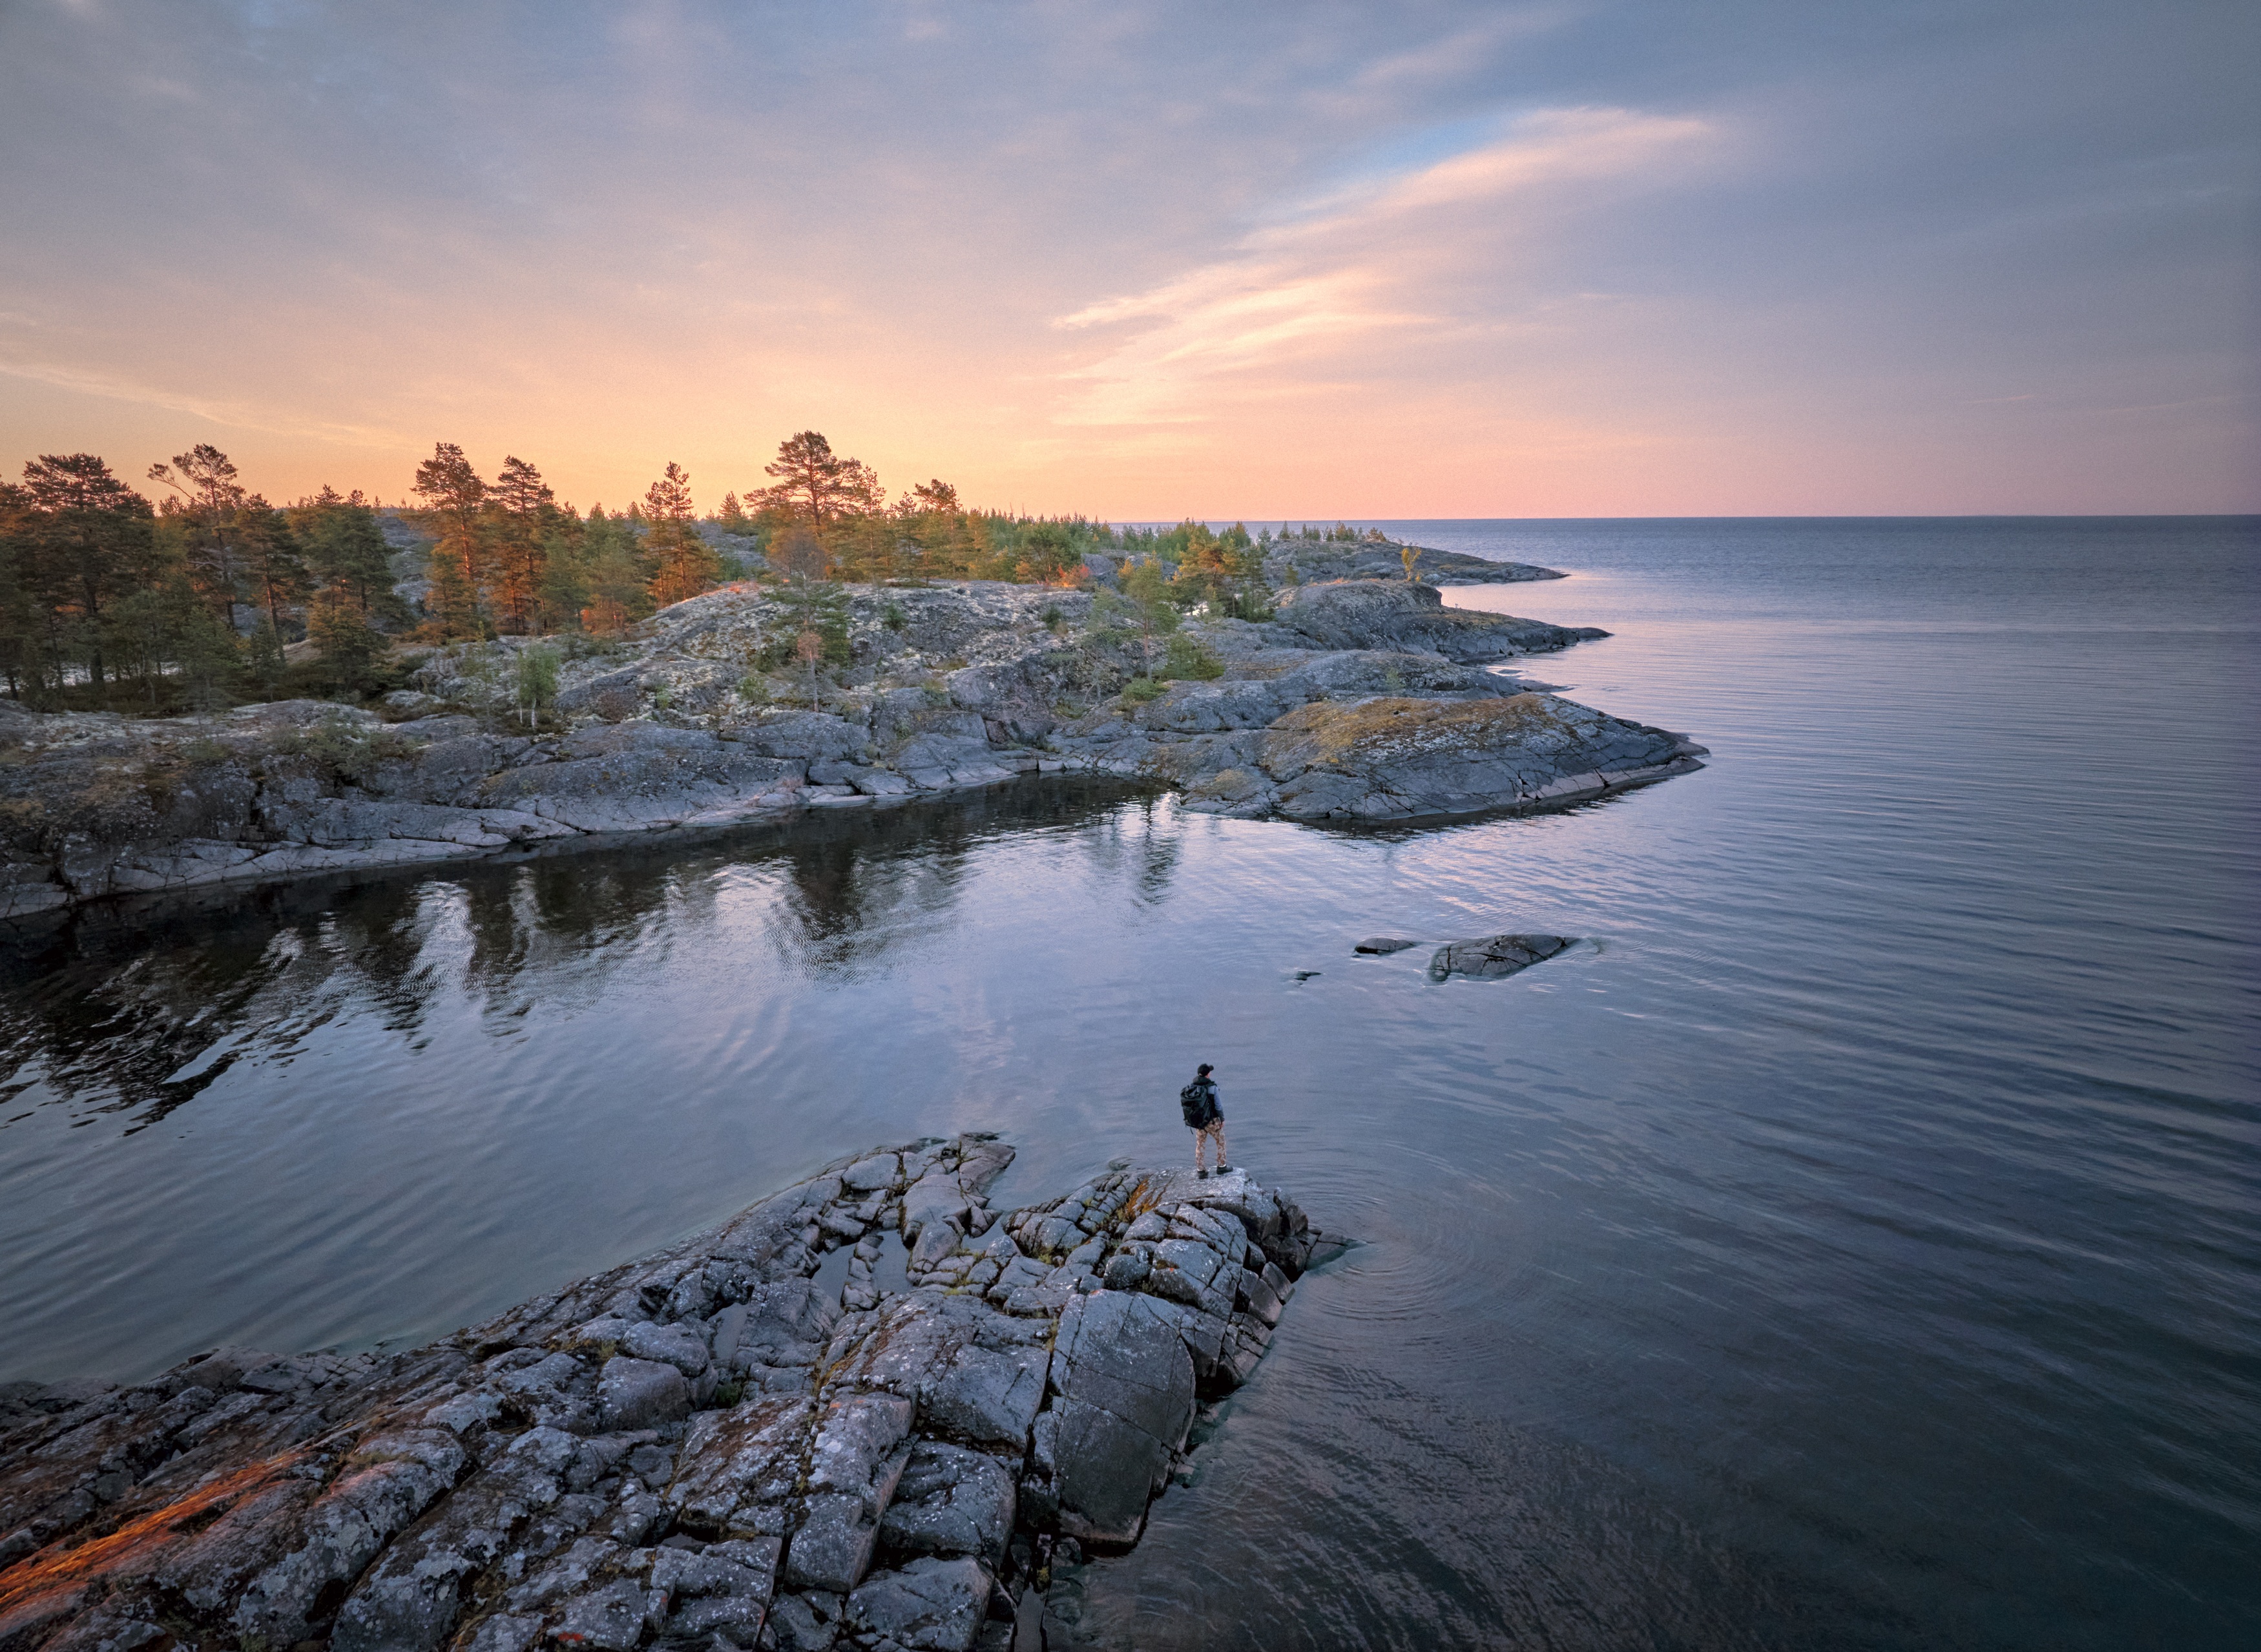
[0,1137,1323,1652]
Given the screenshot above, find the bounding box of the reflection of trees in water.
[0,877,450,1130]
[1078,795,1183,906]
[0,778,1164,1131]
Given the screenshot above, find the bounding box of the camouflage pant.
[1191,1119,1228,1170]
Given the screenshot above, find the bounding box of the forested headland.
[0,430,1376,718]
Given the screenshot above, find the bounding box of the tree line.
[1,428,1295,714]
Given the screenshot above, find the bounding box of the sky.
[1,0,2255,518]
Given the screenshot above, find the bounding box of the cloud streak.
[1055,108,1714,425]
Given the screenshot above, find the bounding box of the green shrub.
[1121,676,1167,704]
[1161,634,1224,680]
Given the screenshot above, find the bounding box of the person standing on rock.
[1181,1062,1231,1178]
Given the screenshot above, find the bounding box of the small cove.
[3,517,2255,1649]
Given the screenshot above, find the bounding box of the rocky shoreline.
[0,1136,1329,1652]
[1,557,1705,921]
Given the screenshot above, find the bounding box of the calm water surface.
[3,519,2256,1649]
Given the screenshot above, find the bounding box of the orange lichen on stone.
[0,1454,296,1634]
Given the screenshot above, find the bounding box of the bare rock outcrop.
[1,565,1704,919]
[0,1137,1326,1652]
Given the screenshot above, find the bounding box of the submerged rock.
[1428,933,1576,980]
[1353,937,1420,954]
[0,1138,1324,1652]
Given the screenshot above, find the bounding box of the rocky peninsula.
[0,1136,1328,1652]
[0,550,1705,921]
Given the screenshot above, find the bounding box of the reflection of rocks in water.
[0,877,447,1129]
[0,780,1153,1130]
[0,1136,1330,1652]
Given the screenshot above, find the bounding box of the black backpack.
[1180,1079,1215,1126]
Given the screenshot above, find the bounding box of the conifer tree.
[643,462,721,608]
[148,444,248,633]
[235,499,308,643]
[295,493,406,627]
[491,454,554,634]
[19,454,156,693]
[581,506,652,633]
[412,443,488,637]
[755,432,881,527]
[307,585,383,690]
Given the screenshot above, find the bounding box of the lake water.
[3,518,2256,1649]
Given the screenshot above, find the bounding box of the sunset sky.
[2,1,2253,518]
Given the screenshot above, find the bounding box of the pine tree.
[581,507,652,633]
[491,454,554,634]
[295,496,408,628]
[19,453,157,694]
[643,463,721,608]
[412,443,489,637]
[755,432,882,528]
[148,444,248,633]
[307,586,383,691]
[235,499,308,643]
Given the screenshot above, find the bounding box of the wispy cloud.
[1054,107,1715,424]
[0,356,409,449]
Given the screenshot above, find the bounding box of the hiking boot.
[1216,1163,1233,1173]
[1195,1168,1210,1179]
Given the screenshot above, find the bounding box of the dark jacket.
[1180,1076,1222,1129]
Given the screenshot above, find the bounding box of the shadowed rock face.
[0,1138,1322,1652]
[0,564,1704,919]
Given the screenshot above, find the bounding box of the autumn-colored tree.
[643,463,721,608]
[412,443,489,637]
[149,444,249,631]
[755,432,882,527]
[491,454,554,633]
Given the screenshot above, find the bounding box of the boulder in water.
[1428,933,1574,980]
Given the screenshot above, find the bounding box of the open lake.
[3,518,2255,1649]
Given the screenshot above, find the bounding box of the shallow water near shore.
[4,518,2256,1649]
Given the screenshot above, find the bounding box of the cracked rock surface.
[0,1136,1324,1652]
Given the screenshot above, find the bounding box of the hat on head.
[1197,1063,1213,1075]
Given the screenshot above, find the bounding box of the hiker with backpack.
[1180,1063,1231,1178]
